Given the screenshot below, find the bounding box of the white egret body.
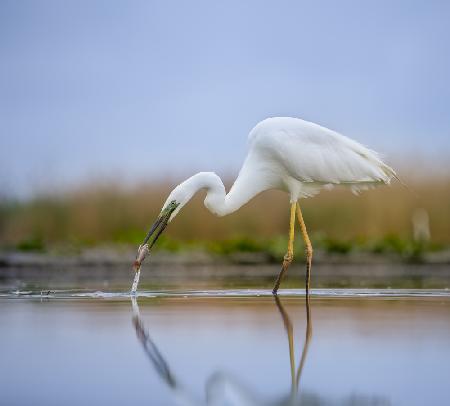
[134,117,397,294]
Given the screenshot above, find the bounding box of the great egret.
[133,117,397,294]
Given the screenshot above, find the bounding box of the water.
[1,290,449,406]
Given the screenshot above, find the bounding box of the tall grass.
[0,175,449,250]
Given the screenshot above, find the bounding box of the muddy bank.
[1,249,449,291]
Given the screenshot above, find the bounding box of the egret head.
[133,173,216,270]
[160,182,193,222]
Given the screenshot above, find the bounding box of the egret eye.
[162,200,179,215]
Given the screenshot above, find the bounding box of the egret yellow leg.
[296,203,313,295]
[272,202,296,294]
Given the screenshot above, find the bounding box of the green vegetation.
[7,232,442,264]
[155,234,443,261]
[16,236,45,252]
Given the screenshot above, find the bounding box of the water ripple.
[1,288,450,299]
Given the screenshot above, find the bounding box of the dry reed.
[0,176,449,248]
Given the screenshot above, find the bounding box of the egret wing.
[250,117,395,185]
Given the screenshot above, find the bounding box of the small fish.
[133,244,150,271]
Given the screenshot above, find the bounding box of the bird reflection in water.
[273,295,312,403]
[131,296,389,406]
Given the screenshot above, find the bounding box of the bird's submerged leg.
[296,203,313,295]
[272,202,296,294]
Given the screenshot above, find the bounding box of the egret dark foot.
[273,253,293,295]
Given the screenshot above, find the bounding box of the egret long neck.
[169,172,258,216]
[178,169,265,217]
[168,150,272,218]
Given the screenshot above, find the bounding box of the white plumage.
[133,116,397,294]
[163,116,396,219]
[242,117,396,199]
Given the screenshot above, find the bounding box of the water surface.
[1,290,449,406]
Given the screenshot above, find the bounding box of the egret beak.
[133,201,179,271]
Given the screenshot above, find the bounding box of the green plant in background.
[313,234,353,254]
[152,235,184,253]
[16,236,45,252]
[112,228,145,245]
[207,236,265,256]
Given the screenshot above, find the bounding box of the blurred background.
[1,0,449,263]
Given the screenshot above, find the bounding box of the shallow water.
[1,290,450,406]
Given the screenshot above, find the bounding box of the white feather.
[162,117,396,218]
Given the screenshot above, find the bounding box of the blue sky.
[1,0,449,196]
